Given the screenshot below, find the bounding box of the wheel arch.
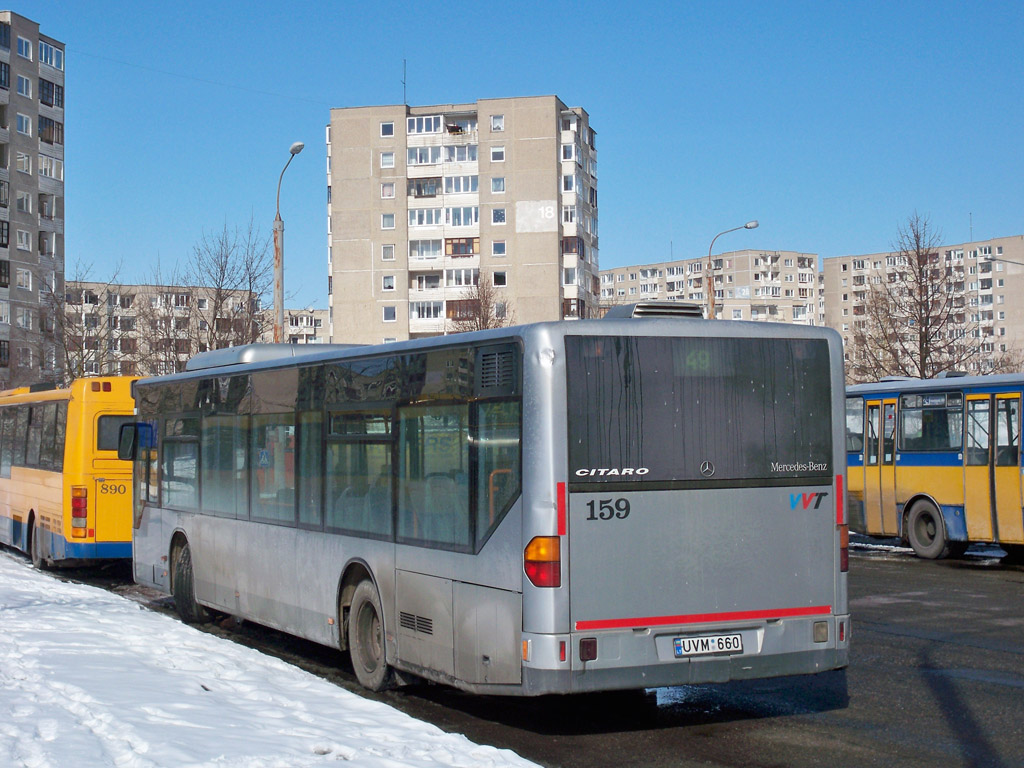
[168,529,190,593]
[335,558,377,651]
[900,493,943,542]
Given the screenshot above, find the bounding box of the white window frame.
[492,240,506,257]
[493,271,507,287]
[16,113,31,136]
[380,121,395,137]
[16,267,32,289]
[381,213,395,230]
[16,76,30,98]
[381,182,395,199]
[16,37,31,60]
[382,275,395,291]
[382,306,397,322]
[491,177,505,194]
[490,114,504,132]
[380,151,395,169]
[16,230,31,251]
[490,146,505,162]
[491,208,506,225]
[382,244,396,261]
[16,153,32,174]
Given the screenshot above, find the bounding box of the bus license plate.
[673,633,743,658]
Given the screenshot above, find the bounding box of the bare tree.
[847,213,1022,382]
[182,218,273,351]
[448,274,516,333]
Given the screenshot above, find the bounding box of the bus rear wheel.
[348,580,394,692]
[172,543,210,624]
[907,501,953,559]
[30,519,49,571]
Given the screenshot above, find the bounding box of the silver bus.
[124,315,850,695]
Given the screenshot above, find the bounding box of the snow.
[0,550,538,768]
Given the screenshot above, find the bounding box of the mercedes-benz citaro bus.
[121,305,849,695]
[0,377,137,568]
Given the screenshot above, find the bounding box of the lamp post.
[706,220,759,319]
[273,141,305,343]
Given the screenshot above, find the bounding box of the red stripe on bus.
[557,482,567,536]
[574,605,832,631]
[836,474,844,524]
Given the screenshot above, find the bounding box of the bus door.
[864,399,898,535]
[965,394,1023,544]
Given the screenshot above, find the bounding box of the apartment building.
[0,12,65,387]
[257,307,329,344]
[599,249,822,324]
[326,95,599,344]
[65,282,262,378]
[823,234,1024,373]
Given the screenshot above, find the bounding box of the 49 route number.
[585,498,630,520]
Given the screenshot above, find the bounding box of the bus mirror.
[118,424,138,461]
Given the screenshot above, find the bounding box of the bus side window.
[475,400,521,548]
[845,398,864,453]
[995,398,1019,466]
[966,400,990,466]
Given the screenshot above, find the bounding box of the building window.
[38,117,63,145]
[407,115,442,134]
[382,275,395,291]
[15,191,30,213]
[409,146,443,165]
[491,114,504,132]
[492,240,506,257]
[38,155,63,180]
[16,230,30,251]
[490,146,505,162]
[444,145,477,163]
[381,213,395,229]
[445,237,479,256]
[16,267,31,290]
[562,205,575,223]
[563,174,574,192]
[15,307,33,330]
[491,208,506,225]
[409,239,442,260]
[0,300,7,324]
[563,267,577,286]
[16,37,31,60]
[562,144,574,161]
[16,76,30,97]
[444,175,478,194]
[493,271,507,287]
[380,121,394,137]
[39,41,63,70]
[0,260,8,286]
[380,151,395,168]
[383,306,396,322]
[409,301,443,319]
[39,79,63,108]
[495,302,507,320]
[382,244,395,261]
[409,208,443,226]
[491,177,505,193]
[446,206,478,227]
[0,62,8,89]
[381,182,395,198]
[0,23,8,50]
[16,114,30,136]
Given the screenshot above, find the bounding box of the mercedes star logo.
[700,461,716,478]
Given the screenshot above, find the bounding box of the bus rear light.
[839,620,846,643]
[524,536,561,588]
[579,637,598,662]
[838,524,849,572]
[559,641,566,662]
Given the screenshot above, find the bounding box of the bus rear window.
[97,415,136,452]
[566,335,833,485]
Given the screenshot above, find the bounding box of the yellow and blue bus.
[0,377,137,568]
[847,374,1024,560]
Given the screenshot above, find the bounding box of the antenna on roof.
[402,59,407,105]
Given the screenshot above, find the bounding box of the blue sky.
[19,0,1024,309]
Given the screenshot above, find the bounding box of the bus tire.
[348,580,393,692]
[30,519,49,571]
[172,544,210,624]
[907,501,952,559]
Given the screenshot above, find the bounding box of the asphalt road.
[79,543,1024,767]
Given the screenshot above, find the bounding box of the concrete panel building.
[823,234,1024,374]
[599,249,823,324]
[326,96,598,344]
[0,12,65,387]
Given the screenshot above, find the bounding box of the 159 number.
[585,498,630,520]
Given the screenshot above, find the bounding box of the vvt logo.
[790,492,829,510]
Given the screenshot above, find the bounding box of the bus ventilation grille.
[479,349,515,391]
[603,301,704,318]
[400,612,434,636]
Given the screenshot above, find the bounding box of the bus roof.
[848,372,1024,396]
[134,317,842,389]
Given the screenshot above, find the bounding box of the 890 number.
[585,498,630,520]
[99,483,127,495]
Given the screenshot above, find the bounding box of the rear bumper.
[43,527,132,562]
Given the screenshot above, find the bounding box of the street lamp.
[273,141,305,343]
[706,220,758,319]
[983,254,1024,268]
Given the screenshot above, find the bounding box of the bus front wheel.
[172,543,210,624]
[907,501,953,559]
[348,580,394,692]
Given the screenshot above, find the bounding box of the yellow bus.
[0,377,137,568]
[847,374,1024,561]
